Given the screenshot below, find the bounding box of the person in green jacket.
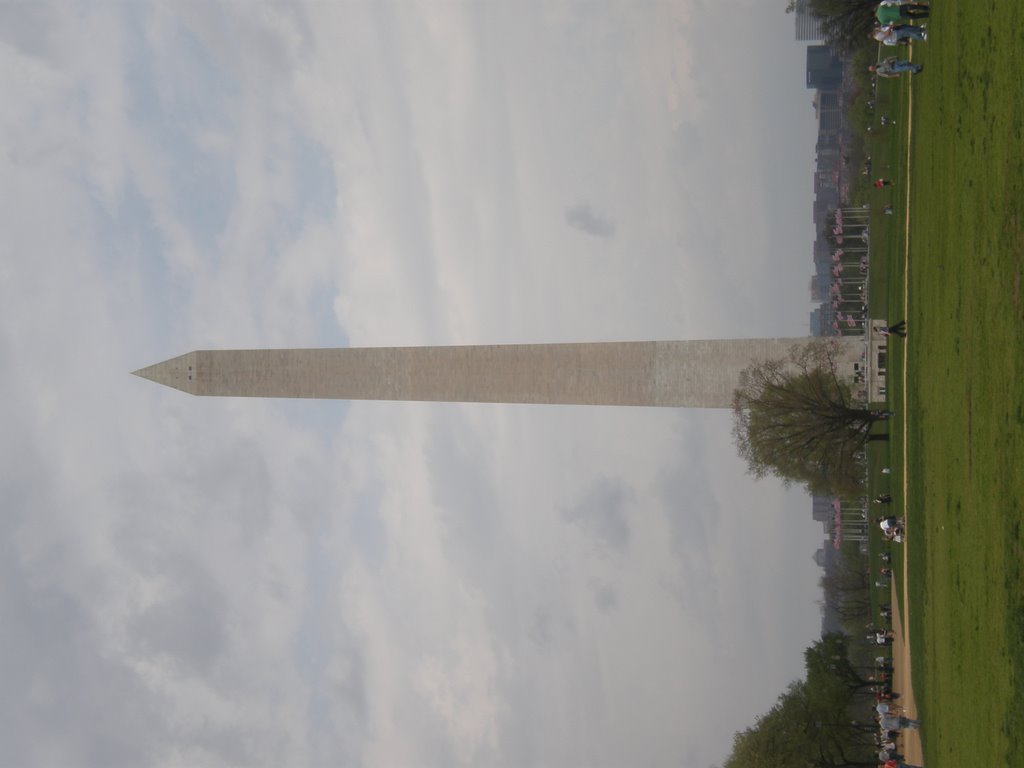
[876,0,930,24]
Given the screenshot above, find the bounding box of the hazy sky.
[0,2,827,766]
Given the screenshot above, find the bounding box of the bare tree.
[807,0,878,55]
[731,340,882,495]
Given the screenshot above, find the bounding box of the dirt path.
[894,51,924,766]
[890,585,922,764]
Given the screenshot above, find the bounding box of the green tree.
[729,339,880,495]
[821,556,872,622]
[724,681,820,768]
[731,339,882,496]
[723,676,877,768]
[822,579,872,623]
[804,633,878,699]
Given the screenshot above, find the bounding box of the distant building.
[806,74,845,319]
[806,45,843,90]
[793,0,823,41]
[815,90,843,134]
[812,495,834,526]
[813,548,827,568]
[809,306,824,335]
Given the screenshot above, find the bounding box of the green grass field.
[869,2,1024,765]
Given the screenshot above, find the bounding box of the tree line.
[722,633,886,768]
[787,0,880,54]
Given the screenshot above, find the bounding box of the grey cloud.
[656,421,721,558]
[592,582,619,612]
[425,413,508,579]
[307,651,371,767]
[659,470,717,559]
[111,430,275,554]
[0,400,337,767]
[0,3,55,60]
[653,423,724,624]
[562,476,632,553]
[0,479,165,767]
[564,201,616,238]
[528,603,575,649]
[529,607,554,647]
[129,558,227,675]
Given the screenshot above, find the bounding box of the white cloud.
[0,2,828,766]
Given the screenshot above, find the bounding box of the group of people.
[869,628,896,646]
[876,698,923,767]
[868,1,930,80]
[877,459,904,543]
[869,469,919,767]
[878,515,905,542]
[859,644,922,767]
[867,624,922,766]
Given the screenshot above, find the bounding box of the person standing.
[879,712,921,730]
[875,321,907,337]
[887,319,908,336]
[876,0,930,23]
[871,58,924,77]
[873,23,927,45]
[890,22,927,42]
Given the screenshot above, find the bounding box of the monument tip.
[131,352,197,394]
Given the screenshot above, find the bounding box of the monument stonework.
[134,338,861,408]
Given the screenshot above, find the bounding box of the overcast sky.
[0,2,828,766]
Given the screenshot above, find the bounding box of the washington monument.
[133,337,860,408]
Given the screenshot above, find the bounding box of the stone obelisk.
[133,338,859,408]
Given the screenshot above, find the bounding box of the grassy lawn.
[873,1,1024,765]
